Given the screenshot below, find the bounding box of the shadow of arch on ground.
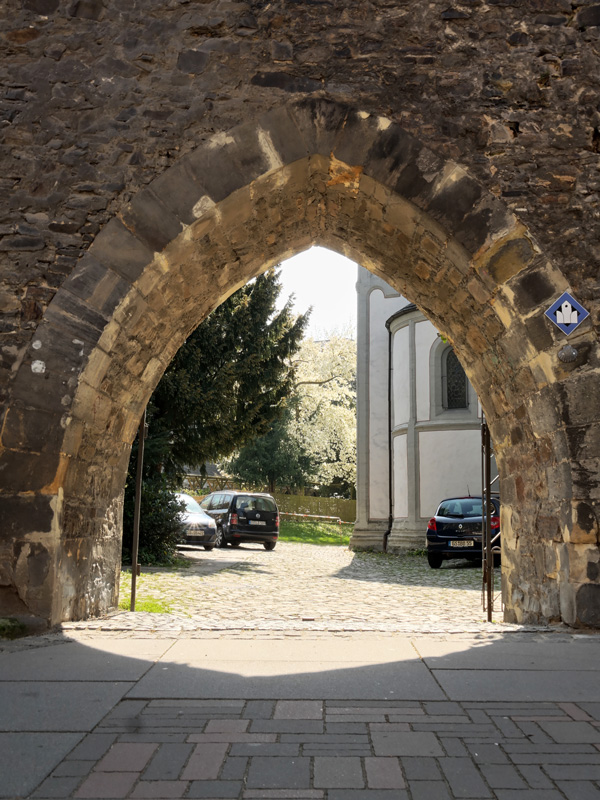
[3,97,595,628]
[2,630,600,797]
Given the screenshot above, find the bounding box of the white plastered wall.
[419,428,482,517]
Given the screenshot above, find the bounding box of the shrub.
[122,476,185,566]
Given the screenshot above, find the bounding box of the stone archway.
[1,98,598,628]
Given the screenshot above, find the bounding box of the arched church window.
[442,348,468,409]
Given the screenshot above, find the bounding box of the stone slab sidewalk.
[2,629,600,799]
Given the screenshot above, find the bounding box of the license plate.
[249,520,266,526]
[450,540,474,547]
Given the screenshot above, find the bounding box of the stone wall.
[1,1,600,626]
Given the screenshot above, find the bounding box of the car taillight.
[230,513,238,525]
[490,515,500,530]
[427,518,437,532]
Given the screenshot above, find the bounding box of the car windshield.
[179,494,202,514]
[437,498,484,518]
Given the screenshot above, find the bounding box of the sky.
[276,246,358,339]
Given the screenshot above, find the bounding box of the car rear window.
[234,495,277,512]
[437,498,499,517]
[437,498,484,518]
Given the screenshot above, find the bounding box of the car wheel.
[203,545,214,551]
[427,552,443,569]
[230,540,241,548]
[215,527,227,548]
[263,541,276,551]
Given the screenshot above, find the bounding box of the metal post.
[482,417,493,622]
[130,408,146,612]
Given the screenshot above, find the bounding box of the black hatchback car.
[199,491,279,550]
[426,495,500,569]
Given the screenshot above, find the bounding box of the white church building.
[351,267,486,552]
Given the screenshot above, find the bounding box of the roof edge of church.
[385,303,419,329]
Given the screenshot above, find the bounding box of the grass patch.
[0,618,27,639]
[118,595,173,613]
[279,517,351,546]
[118,569,174,613]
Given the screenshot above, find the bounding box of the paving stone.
[303,747,372,757]
[516,765,556,789]
[52,761,94,777]
[509,752,600,765]
[246,757,311,789]
[206,719,249,733]
[479,764,527,789]
[326,723,368,734]
[220,756,248,780]
[365,757,405,789]
[95,742,158,772]
[130,781,188,798]
[440,737,470,757]
[189,733,277,743]
[75,771,139,798]
[142,743,195,780]
[244,701,275,720]
[511,721,552,744]
[537,720,600,744]
[181,743,228,780]
[408,781,452,800]
[274,702,323,720]
[67,733,117,761]
[328,793,408,800]
[281,734,368,744]
[401,757,442,780]
[120,734,188,743]
[557,703,594,722]
[243,792,323,799]
[488,715,523,738]
[493,792,565,800]
[545,765,600,780]
[229,743,300,756]
[31,776,83,798]
[372,731,443,757]
[250,720,323,734]
[187,780,243,798]
[438,756,491,797]
[556,781,600,800]
[424,702,466,715]
[314,757,364,788]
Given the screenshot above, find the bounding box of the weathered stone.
[24,0,60,12]
[177,50,209,74]
[89,219,154,283]
[576,5,600,29]
[251,71,321,93]
[576,583,600,626]
[0,236,45,251]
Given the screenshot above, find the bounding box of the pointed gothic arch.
[1,98,597,627]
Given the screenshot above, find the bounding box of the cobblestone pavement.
[63,543,517,636]
[30,694,600,799]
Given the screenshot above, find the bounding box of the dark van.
[199,491,279,550]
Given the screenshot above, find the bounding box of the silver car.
[176,493,217,551]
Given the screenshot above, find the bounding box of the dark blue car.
[426,496,500,569]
